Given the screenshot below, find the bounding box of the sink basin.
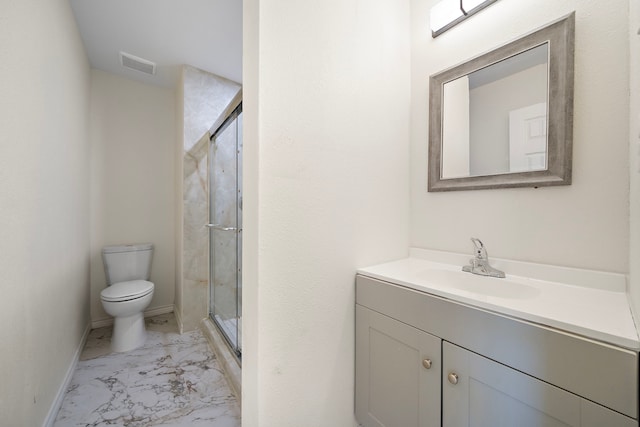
[417,268,540,299]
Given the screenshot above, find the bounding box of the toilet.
[101,243,155,353]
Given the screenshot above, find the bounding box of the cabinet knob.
[422,358,432,369]
[448,372,459,385]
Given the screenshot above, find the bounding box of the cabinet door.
[442,341,636,427]
[355,305,441,427]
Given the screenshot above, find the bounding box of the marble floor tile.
[54,313,240,427]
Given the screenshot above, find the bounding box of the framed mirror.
[428,13,575,191]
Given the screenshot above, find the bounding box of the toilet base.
[111,312,147,353]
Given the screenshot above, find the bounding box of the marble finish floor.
[54,313,240,427]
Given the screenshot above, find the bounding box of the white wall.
[89,70,176,324]
[628,1,640,331]
[412,0,630,273]
[241,0,259,423]
[243,0,411,425]
[0,0,91,425]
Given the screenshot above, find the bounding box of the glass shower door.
[209,104,242,358]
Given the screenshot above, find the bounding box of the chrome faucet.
[462,238,505,278]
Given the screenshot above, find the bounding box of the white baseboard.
[42,322,91,427]
[91,304,174,329]
[144,304,174,318]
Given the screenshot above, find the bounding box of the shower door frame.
[207,96,243,361]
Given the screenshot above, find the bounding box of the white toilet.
[101,243,155,353]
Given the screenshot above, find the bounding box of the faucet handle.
[470,237,488,259]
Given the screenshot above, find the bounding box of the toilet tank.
[102,243,153,285]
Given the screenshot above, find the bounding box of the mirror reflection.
[441,44,549,179]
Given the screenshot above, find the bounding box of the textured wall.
[242,0,411,425]
[241,0,259,423]
[411,0,630,272]
[89,70,176,325]
[176,66,240,332]
[0,0,91,424]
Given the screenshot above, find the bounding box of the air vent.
[119,51,156,75]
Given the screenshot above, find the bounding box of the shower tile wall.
[179,65,240,332]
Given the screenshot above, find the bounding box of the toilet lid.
[102,243,153,254]
[101,280,154,302]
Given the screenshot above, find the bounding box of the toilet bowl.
[101,280,154,352]
[101,243,155,353]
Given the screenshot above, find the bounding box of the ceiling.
[69,0,242,89]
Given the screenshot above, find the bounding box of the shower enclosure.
[208,98,242,359]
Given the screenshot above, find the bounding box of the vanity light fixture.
[430,0,498,37]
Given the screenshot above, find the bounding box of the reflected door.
[509,102,547,173]
[209,105,242,358]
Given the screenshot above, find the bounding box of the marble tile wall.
[178,65,240,332]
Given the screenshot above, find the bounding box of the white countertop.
[357,248,639,350]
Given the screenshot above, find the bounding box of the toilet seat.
[101,280,154,302]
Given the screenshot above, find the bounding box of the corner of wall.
[628,0,640,336]
[174,66,186,331]
[241,0,260,423]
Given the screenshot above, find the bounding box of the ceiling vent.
[119,51,156,75]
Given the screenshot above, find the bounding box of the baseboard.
[144,304,174,318]
[90,304,174,329]
[42,322,91,427]
[628,276,640,340]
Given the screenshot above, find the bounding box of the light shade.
[462,0,489,13]
[430,0,464,35]
[430,0,498,38]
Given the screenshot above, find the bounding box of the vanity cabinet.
[355,305,441,427]
[355,275,639,427]
[442,341,635,427]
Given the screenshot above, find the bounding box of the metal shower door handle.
[205,223,239,232]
